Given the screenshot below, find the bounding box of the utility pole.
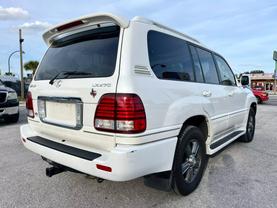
[273,51,277,95]
[274,60,277,95]
[19,29,24,99]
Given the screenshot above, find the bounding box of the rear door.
[190,45,230,140]
[214,54,247,130]
[29,25,122,151]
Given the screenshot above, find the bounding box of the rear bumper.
[20,124,177,181]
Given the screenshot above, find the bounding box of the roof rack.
[131,16,201,44]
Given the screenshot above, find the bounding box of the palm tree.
[24,61,39,75]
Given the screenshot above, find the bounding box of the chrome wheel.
[182,139,202,183]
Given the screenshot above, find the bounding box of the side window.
[189,45,204,83]
[197,48,219,84]
[148,31,195,82]
[215,55,236,86]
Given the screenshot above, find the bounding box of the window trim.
[188,45,205,83]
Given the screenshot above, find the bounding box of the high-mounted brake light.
[26,91,34,118]
[56,20,84,32]
[94,93,146,134]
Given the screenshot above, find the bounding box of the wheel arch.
[250,102,257,115]
[179,115,210,142]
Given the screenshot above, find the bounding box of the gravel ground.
[0,97,276,208]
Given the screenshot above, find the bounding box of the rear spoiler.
[42,13,129,46]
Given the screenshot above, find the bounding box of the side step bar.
[210,130,244,150]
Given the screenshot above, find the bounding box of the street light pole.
[273,51,277,95]
[19,29,24,99]
[8,50,22,74]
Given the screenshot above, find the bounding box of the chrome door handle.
[202,90,212,97]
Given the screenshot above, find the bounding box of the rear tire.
[4,112,19,123]
[172,126,208,196]
[238,108,255,143]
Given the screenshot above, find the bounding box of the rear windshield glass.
[35,26,120,80]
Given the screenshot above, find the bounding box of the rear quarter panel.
[116,22,212,144]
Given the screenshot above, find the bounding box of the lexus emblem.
[53,80,62,88]
[90,88,97,98]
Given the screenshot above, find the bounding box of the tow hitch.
[46,166,65,177]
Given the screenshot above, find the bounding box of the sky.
[0,0,277,77]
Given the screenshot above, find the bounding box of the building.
[250,73,276,91]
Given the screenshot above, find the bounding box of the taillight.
[94,93,146,133]
[26,91,34,118]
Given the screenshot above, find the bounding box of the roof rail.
[132,16,201,44]
[43,13,129,46]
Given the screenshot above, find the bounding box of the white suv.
[21,13,257,195]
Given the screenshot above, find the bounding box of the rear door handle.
[202,90,212,97]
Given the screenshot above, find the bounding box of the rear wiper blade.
[49,71,93,85]
[49,71,65,85]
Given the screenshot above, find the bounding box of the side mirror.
[241,75,249,86]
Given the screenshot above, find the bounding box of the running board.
[210,130,244,150]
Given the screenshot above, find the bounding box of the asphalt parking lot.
[1,96,277,208]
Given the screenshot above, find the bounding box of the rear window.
[35,26,120,80]
[147,31,194,82]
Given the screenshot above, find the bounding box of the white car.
[20,13,257,196]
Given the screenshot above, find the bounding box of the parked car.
[1,80,29,98]
[252,86,264,91]
[252,88,269,104]
[20,13,257,196]
[0,80,19,122]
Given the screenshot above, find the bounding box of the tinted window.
[189,45,204,83]
[148,31,194,82]
[0,80,3,86]
[35,26,120,80]
[197,48,219,84]
[215,55,236,86]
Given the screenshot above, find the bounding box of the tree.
[4,72,15,76]
[24,61,39,75]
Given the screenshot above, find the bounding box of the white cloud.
[0,6,29,20]
[19,21,51,31]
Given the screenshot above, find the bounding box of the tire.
[172,125,208,196]
[256,96,262,104]
[4,112,19,123]
[238,108,255,143]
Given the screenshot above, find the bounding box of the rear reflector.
[94,93,146,133]
[96,164,112,172]
[26,91,34,118]
[57,20,84,31]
